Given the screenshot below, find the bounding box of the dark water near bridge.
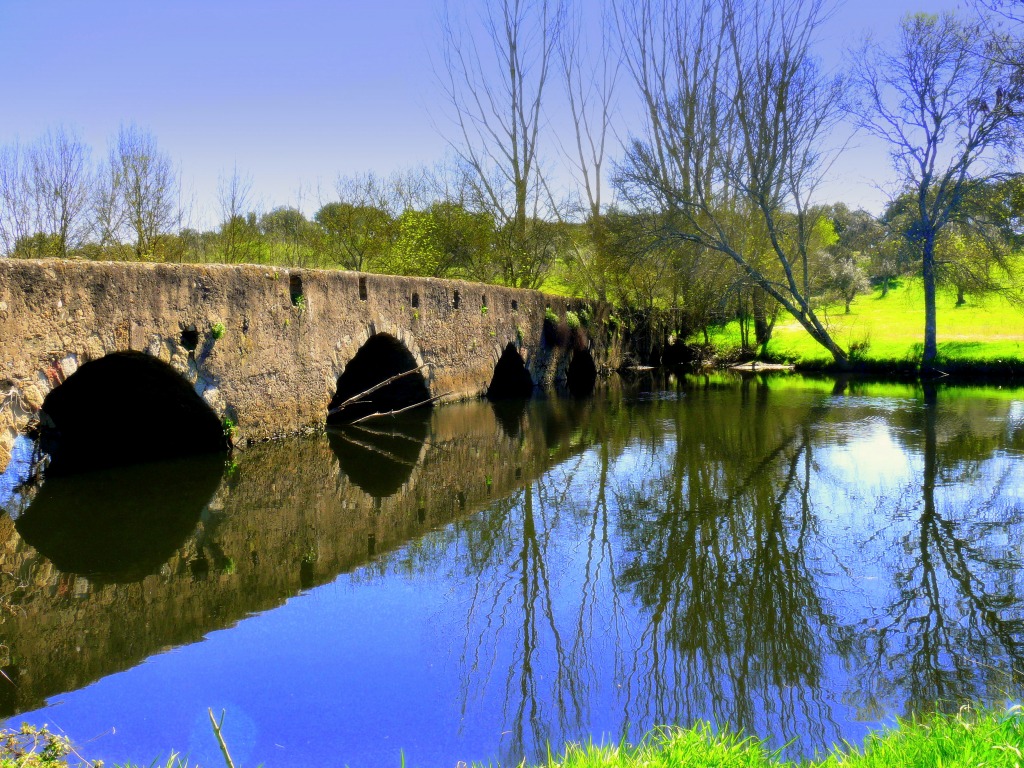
[1,373,1023,767]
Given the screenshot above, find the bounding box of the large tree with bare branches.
[614,0,850,364]
[851,11,1024,371]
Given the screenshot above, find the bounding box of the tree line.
[2,0,1023,371]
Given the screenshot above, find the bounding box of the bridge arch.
[328,333,432,424]
[566,348,598,397]
[487,342,534,400]
[37,351,227,474]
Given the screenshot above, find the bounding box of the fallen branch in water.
[349,392,451,424]
[327,365,429,417]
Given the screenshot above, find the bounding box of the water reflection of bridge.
[0,398,600,716]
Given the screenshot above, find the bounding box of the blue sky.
[0,0,963,225]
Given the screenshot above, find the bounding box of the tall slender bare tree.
[0,142,33,257]
[217,164,258,264]
[108,124,179,260]
[557,0,622,300]
[440,0,565,288]
[30,126,92,258]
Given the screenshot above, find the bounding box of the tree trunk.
[956,285,965,306]
[922,235,938,372]
[753,290,772,348]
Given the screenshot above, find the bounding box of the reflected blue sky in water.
[4,378,1024,766]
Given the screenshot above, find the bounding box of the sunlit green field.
[707,279,1024,367]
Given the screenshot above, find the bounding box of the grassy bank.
[525,709,1024,768]
[3,707,1021,767]
[703,279,1024,376]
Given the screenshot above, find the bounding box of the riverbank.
[528,709,1024,768]
[4,707,1021,767]
[698,279,1024,380]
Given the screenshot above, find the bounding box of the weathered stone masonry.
[0,260,618,473]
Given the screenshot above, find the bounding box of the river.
[0,372,1022,766]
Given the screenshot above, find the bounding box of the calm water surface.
[0,373,1022,767]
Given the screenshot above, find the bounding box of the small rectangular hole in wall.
[359,276,368,301]
[511,299,518,311]
[289,274,304,306]
[453,290,461,310]
[180,327,199,351]
[481,294,488,310]
[411,292,420,308]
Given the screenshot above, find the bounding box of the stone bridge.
[0,260,619,474]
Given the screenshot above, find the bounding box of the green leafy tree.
[311,201,392,271]
[260,207,313,266]
[383,202,493,278]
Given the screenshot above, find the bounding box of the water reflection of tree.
[614,384,844,749]
[427,394,637,764]
[850,388,1024,718]
[371,377,1024,761]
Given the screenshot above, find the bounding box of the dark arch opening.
[487,343,534,400]
[38,352,227,475]
[566,349,597,397]
[15,453,223,583]
[327,334,431,424]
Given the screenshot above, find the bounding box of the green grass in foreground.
[517,710,1024,768]
[3,707,1021,768]
[703,279,1024,368]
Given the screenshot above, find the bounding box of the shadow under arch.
[566,349,597,397]
[37,352,227,475]
[328,413,430,498]
[488,343,534,400]
[327,333,431,424]
[15,453,224,583]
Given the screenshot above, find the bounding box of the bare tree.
[217,164,258,264]
[851,11,1024,371]
[439,0,565,288]
[108,125,179,260]
[29,126,93,258]
[614,0,851,364]
[0,141,33,257]
[557,0,622,300]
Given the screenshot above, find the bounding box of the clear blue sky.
[0,0,963,226]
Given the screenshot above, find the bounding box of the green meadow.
[704,279,1024,370]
